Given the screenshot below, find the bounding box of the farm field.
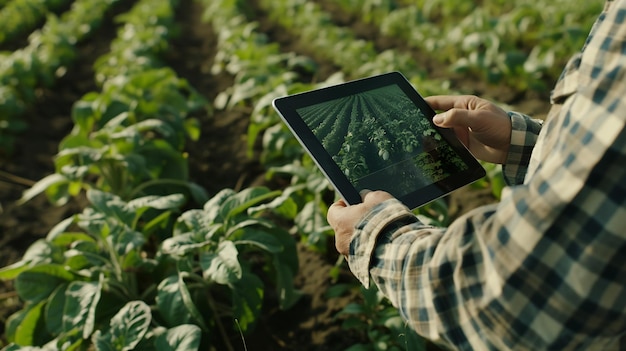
[0,0,602,350]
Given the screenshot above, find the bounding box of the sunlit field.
[0,0,602,350]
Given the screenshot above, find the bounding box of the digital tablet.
[272,71,485,209]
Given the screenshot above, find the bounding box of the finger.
[452,125,471,148]
[359,189,372,200]
[328,199,347,214]
[329,198,347,208]
[425,95,474,111]
[425,95,457,111]
[361,190,393,206]
[327,199,347,223]
[433,108,474,129]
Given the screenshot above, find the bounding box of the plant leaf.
[201,188,236,222]
[0,239,60,281]
[22,240,57,263]
[63,280,102,339]
[402,323,427,351]
[249,193,298,219]
[110,119,175,141]
[268,227,299,276]
[92,301,151,351]
[71,96,97,134]
[344,344,373,351]
[225,218,273,238]
[125,193,186,211]
[295,201,332,251]
[46,216,76,241]
[13,301,47,346]
[154,325,201,351]
[234,228,283,253]
[109,225,146,256]
[49,232,96,248]
[200,241,241,284]
[44,284,68,336]
[339,303,367,316]
[161,232,209,257]
[5,308,27,343]
[155,272,209,332]
[0,260,29,281]
[155,275,194,327]
[176,273,209,332]
[231,272,264,332]
[269,228,300,310]
[273,259,302,310]
[175,209,214,237]
[87,189,133,223]
[185,181,209,206]
[294,201,327,237]
[18,173,68,205]
[218,187,280,220]
[15,264,74,303]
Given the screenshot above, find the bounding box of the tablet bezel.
[272,71,486,209]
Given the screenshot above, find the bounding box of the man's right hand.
[426,95,512,164]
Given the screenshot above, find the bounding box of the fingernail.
[433,113,444,124]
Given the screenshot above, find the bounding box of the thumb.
[432,109,474,129]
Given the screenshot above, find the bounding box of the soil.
[0,0,553,350]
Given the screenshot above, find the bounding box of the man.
[327,0,626,349]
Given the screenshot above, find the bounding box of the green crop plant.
[19,68,207,205]
[329,283,427,351]
[0,0,72,46]
[0,0,123,154]
[0,187,299,350]
[18,0,208,206]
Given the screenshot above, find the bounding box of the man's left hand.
[327,190,394,256]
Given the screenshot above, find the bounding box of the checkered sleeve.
[502,112,543,185]
[345,1,626,349]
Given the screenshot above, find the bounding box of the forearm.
[350,200,501,347]
[347,199,424,286]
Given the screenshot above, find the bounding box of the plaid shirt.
[347,1,626,349]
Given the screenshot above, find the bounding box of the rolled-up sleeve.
[502,111,543,185]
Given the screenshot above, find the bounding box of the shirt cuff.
[502,111,543,185]
[347,198,417,287]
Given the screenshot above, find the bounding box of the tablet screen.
[273,72,485,209]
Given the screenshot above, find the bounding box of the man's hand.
[426,95,512,164]
[327,190,394,256]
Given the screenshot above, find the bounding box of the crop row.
[201,0,342,251]
[0,0,71,46]
[0,0,120,154]
[332,0,603,91]
[19,0,203,204]
[3,0,202,346]
[257,0,453,96]
[2,0,300,350]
